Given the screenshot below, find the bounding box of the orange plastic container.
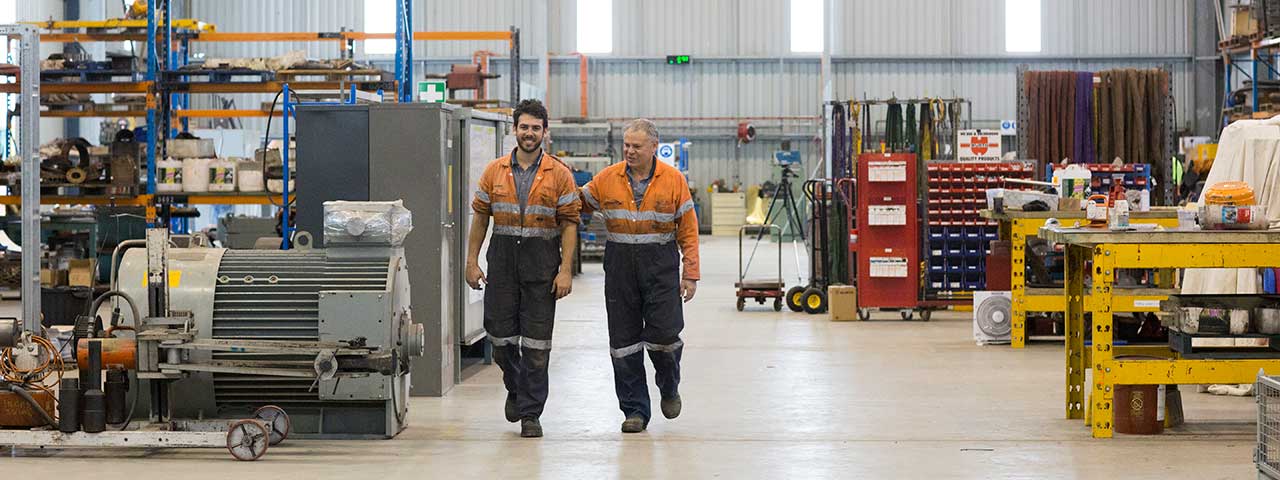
[1203,181,1256,206]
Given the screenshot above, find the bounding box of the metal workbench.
[980,208,1180,347]
[1040,227,1280,438]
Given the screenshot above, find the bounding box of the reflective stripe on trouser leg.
[605,242,651,421]
[484,236,523,398]
[639,241,685,400]
[484,235,559,419]
[514,245,558,420]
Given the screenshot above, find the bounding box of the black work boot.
[660,394,682,419]
[505,393,519,423]
[620,416,647,433]
[520,418,543,438]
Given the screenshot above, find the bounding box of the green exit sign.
[666,55,691,65]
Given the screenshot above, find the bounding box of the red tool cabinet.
[850,153,919,311]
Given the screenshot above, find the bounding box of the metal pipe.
[573,52,589,118]
[110,239,148,291]
[11,25,40,335]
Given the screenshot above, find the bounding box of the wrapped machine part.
[1172,307,1249,335]
[1199,204,1269,230]
[323,200,413,246]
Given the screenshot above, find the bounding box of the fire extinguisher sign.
[957,129,1003,162]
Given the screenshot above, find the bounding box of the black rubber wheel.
[801,287,827,314]
[773,298,783,311]
[857,308,871,321]
[785,286,806,312]
[919,309,932,322]
[900,310,914,321]
[736,297,745,311]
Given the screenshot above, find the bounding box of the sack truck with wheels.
[736,225,786,311]
[784,179,835,314]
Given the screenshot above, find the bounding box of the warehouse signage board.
[417,80,447,103]
[999,120,1017,136]
[957,129,1002,162]
[657,142,677,167]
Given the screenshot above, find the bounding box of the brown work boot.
[620,416,647,433]
[520,418,543,438]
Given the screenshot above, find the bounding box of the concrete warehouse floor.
[1,236,1260,478]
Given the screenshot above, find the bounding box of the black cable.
[116,374,138,431]
[89,290,141,329]
[261,89,302,208]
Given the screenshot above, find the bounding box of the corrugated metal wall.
[23,0,1195,184]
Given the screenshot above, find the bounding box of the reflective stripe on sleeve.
[582,186,601,209]
[475,190,491,202]
[675,199,695,218]
[558,192,578,206]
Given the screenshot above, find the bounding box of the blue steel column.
[395,0,413,102]
[1254,48,1260,113]
[180,38,190,132]
[281,84,292,249]
[146,0,157,196]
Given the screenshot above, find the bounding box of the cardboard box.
[1058,197,1082,212]
[1234,9,1258,37]
[68,259,97,287]
[41,268,68,287]
[828,285,858,321]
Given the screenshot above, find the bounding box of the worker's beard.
[519,136,542,154]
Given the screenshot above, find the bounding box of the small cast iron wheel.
[773,298,783,311]
[900,310,914,321]
[857,308,871,321]
[786,286,807,312]
[919,309,933,322]
[736,297,745,312]
[66,167,87,184]
[253,405,292,446]
[226,419,270,461]
[801,287,827,314]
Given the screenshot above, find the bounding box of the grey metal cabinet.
[296,103,505,397]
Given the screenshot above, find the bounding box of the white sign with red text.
[958,129,1002,162]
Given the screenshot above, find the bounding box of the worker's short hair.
[512,99,549,128]
[624,118,660,144]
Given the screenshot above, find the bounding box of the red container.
[985,240,1012,291]
[853,153,919,309]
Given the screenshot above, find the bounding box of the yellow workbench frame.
[984,209,1179,347]
[1045,228,1280,438]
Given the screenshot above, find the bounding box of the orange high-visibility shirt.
[581,160,700,281]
